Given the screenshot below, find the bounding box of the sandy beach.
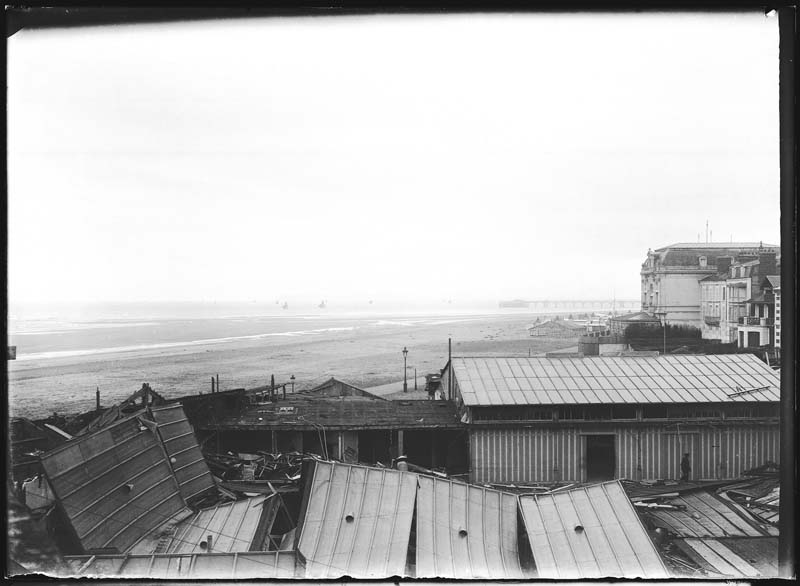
[8,312,577,419]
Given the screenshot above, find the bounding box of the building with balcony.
[721,254,778,346]
[641,242,778,329]
[737,275,780,349]
[699,274,726,340]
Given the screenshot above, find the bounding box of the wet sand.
[8,313,576,419]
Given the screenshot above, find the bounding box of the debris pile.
[623,472,780,579]
[204,451,307,495]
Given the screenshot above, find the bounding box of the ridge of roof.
[656,242,779,250]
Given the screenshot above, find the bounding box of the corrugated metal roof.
[674,537,778,578]
[65,551,297,578]
[451,355,780,406]
[162,495,277,554]
[518,481,668,579]
[296,461,417,578]
[415,476,527,579]
[151,404,216,504]
[641,491,771,538]
[40,412,192,554]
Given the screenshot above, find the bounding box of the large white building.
[641,242,779,329]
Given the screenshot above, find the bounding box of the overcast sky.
[7,12,780,308]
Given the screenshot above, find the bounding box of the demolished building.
[196,384,467,473]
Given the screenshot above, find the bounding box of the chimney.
[716,256,733,276]
[758,252,777,277]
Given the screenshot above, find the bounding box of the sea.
[8,300,574,362]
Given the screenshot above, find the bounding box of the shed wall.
[470,424,779,484]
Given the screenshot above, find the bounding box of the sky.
[7,12,781,309]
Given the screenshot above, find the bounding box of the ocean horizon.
[7,300,623,361]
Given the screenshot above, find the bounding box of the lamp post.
[402,347,408,393]
[290,374,295,394]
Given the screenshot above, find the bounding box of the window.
[642,405,668,419]
[557,406,584,420]
[726,404,778,419]
[473,407,553,421]
[612,405,638,419]
[586,406,614,420]
[642,405,721,419]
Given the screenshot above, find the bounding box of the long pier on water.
[499,299,640,310]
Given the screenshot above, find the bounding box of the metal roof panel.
[416,476,525,579]
[519,481,668,578]
[297,461,416,578]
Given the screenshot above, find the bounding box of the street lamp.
[290,374,295,394]
[402,347,409,393]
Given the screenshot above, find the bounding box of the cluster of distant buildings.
[641,242,781,350]
[529,241,782,355]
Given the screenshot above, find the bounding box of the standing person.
[680,452,691,482]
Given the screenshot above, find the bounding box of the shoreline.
[8,313,579,419]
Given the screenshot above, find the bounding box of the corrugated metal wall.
[470,424,779,484]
